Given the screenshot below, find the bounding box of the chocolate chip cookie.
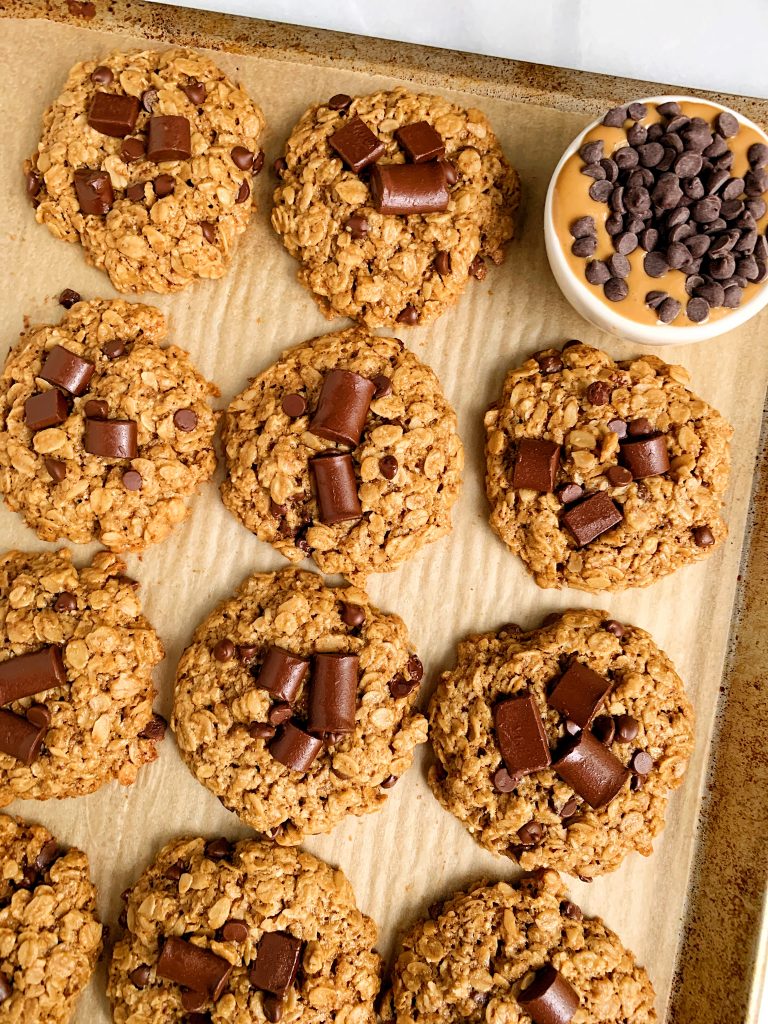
[0,299,218,551]
[172,567,427,842]
[272,86,520,328]
[428,609,694,879]
[25,48,265,293]
[484,340,732,591]
[107,835,381,1023]
[220,325,463,580]
[381,871,657,1024]
[0,548,164,804]
[0,813,103,1024]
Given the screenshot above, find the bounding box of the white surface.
[544,96,768,347]
[156,0,768,99]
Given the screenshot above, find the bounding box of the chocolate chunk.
[614,714,639,742]
[548,661,612,729]
[25,390,68,431]
[40,345,95,396]
[620,432,670,479]
[222,919,248,943]
[556,482,583,505]
[147,115,192,162]
[340,603,365,628]
[181,80,205,105]
[269,722,323,772]
[493,694,551,778]
[88,91,139,137]
[255,646,309,703]
[631,750,654,775]
[120,137,146,163]
[153,174,175,197]
[370,163,449,215]
[156,936,232,1002]
[174,408,198,432]
[396,305,419,325]
[553,729,629,809]
[517,963,579,1024]
[0,648,66,706]
[84,418,138,458]
[54,591,77,612]
[213,639,235,662]
[329,115,384,172]
[139,713,167,741]
[310,452,362,525]
[59,288,81,309]
[328,93,352,110]
[129,965,151,989]
[309,370,375,447]
[693,525,715,547]
[562,492,623,546]
[512,438,560,493]
[308,652,359,734]
[250,932,302,995]
[395,121,445,163]
[44,458,66,482]
[74,169,114,215]
[0,708,48,765]
[379,455,398,480]
[268,702,293,726]
[592,715,616,745]
[345,214,369,238]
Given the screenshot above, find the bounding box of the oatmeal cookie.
[0,299,218,552]
[107,835,381,1023]
[484,341,732,591]
[428,609,694,879]
[381,871,657,1023]
[0,813,103,1024]
[172,567,427,842]
[272,86,520,328]
[220,325,463,580]
[25,48,265,293]
[0,548,164,804]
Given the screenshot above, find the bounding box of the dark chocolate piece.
[268,722,323,772]
[147,115,192,162]
[0,708,48,765]
[561,492,623,546]
[379,455,398,480]
[231,146,254,170]
[547,661,612,729]
[181,81,206,105]
[221,919,249,943]
[553,729,630,808]
[512,438,561,492]
[24,390,68,431]
[310,453,362,525]
[212,639,235,662]
[90,66,114,85]
[620,433,670,479]
[122,469,142,490]
[309,369,376,447]
[307,652,359,734]
[369,163,449,215]
[59,289,81,309]
[255,646,309,703]
[517,964,580,1024]
[249,932,302,995]
[156,936,232,1002]
[493,694,551,778]
[84,418,138,458]
[0,646,67,705]
[328,115,384,173]
[73,169,114,214]
[340,603,365,628]
[395,120,445,163]
[87,91,139,137]
[174,408,198,432]
[44,458,66,482]
[120,137,146,163]
[40,345,95,396]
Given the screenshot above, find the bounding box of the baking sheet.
[0,4,766,1022]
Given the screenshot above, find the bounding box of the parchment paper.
[1,16,767,1022]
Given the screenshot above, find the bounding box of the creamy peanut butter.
[553,100,768,327]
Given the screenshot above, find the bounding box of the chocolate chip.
[222,919,249,943]
[603,619,625,638]
[603,106,627,127]
[581,163,606,181]
[120,136,146,164]
[631,750,654,775]
[433,249,451,276]
[396,305,419,325]
[570,216,596,239]
[371,374,392,398]
[614,714,639,742]
[604,277,629,301]
[606,465,632,486]
[44,458,66,482]
[628,417,653,436]
[491,766,517,793]
[389,674,418,699]
[716,111,739,138]
[536,354,563,375]
[658,297,681,323]
[153,173,175,197]
[588,179,613,202]
[559,795,580,819]
[201,221,216,244]
[592,715,616,745]
[379,455,398,479]
[237,178,251,202]
[84,399,108,419]
[516,820,544,846]
[585,260,610,285]
[328,93,353,110]
[607,418,628,439]
[407,654,423,682]
[181,80,205,105]
[204,838,233,860]
[341,602,365,628]
[249,722,276,741]
[141,87,158,112]
[556,482,583,505]
[139,713,167,741]
[571,236,596,257]
[693,525,715,546]
[213,639,235,662]
[586,381,611,405]
[273,157,287,177]
[345,214,369,238]
[58,288,82,309]
[469,254,487,280]
[657,101,681,118]
[122,469,142,490]
[282,393,307,418]
[438,158,458,185]
[54,591,77,612]
[126,181,147,202]
[268,702,293,727]
[129,965,151,988]
[686,296,710,322]
[90,65,114,85]
[561,899,583,921]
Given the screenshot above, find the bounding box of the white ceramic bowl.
[544,95,768,346]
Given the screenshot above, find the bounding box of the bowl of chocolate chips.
[545,96,768,345]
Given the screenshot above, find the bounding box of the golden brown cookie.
[484,341,732,591]
[272,87,520,327]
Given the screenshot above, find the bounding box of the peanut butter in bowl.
[545,96,768,345]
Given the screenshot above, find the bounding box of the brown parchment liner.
[0,3,765,1023]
